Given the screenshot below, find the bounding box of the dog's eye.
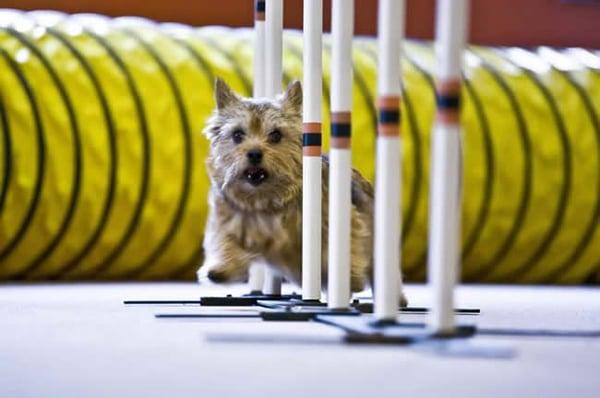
[232,129,245,144]
[268,129,282,144]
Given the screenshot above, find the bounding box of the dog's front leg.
[198,232,257,284]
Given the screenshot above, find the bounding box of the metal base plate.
[315,314,476,344]
[199,293,301,306]
[260,306,361,321]
[354,303,481,315]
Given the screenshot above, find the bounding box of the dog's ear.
[215,78,241,111]
[282,80,302,114]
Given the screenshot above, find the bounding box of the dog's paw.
[399,291,408,308]
[196,266,208,284]
[197,263,231,284]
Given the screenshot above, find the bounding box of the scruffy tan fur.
[198,79,405,302]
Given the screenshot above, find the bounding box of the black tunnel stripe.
[460,71,495,275]
[170,37,216,89]
[379,110,400,124]
[0,95,11,215]
[396,85,422,247]
[585,268,599,284]
[167,36,216,279]
[361,43,422,251]
[4,28,83,280]
[465,53,533,282]
[499,53,572,283]
[204,36,253,96]
[81,29,152,279]
[540,68,600,283]
[44,28,118,280]
[303,133,322,146]
[352,57,378,138]
[400,52,441,279]
[168,233,205,279]
[0,48,46,264]
[119,28,193,279]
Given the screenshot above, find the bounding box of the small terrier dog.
[198,78,405,303]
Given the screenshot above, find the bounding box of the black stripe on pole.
[379,110,400,124]
[45,28,118,280]
[0,48,46,265]
[361,43,422,250]
[325,41,378,140]
[256,0,265,12]
[404,45,485,282]
[436,94,460,110]
[331,123,351,138]
[303,133,322,147]
[82,30,151,280]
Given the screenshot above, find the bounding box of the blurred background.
[6,0,600,47]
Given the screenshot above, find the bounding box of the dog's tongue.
[245,167,268,186]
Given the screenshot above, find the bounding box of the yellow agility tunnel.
[0,10,598,283]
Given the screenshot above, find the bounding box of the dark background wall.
[5,0,600,48]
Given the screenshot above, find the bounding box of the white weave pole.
[301,0,323,302]
[263,0,284,295]
[327,0,354,310]
[373,0,405,322]
[247,0,267,294]
[427,0,469,334]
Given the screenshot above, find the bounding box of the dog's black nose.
[207,270,226,283]
[247,149,263,165]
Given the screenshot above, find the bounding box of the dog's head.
[203,79,303,212]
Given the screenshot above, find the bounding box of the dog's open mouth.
[244,167,269,186]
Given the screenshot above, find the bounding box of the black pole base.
[124,300,201,305]
[315,314,476,345]
[260,306,361,321]
[353,302,480,315]
[154,306,362,322]
[124,291,302,307]
[257,298,358,309]
[198,292,302,306]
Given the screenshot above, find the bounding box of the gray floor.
[2,282,599,398]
